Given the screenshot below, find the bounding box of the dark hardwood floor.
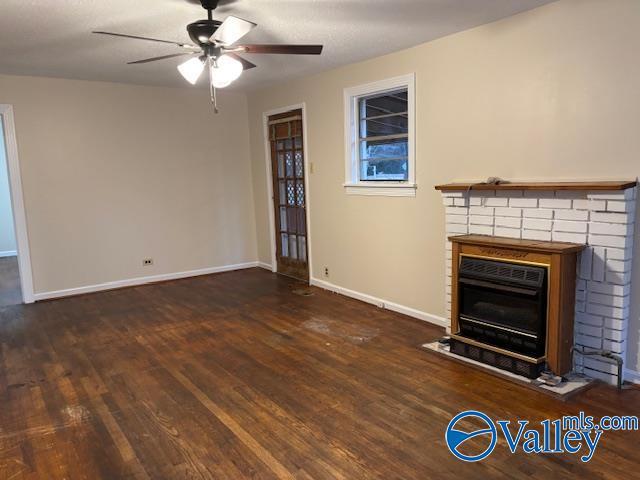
[0,255,22,307]
[0,268,638,479]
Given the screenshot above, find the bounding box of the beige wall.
[0,74,257,294]
[0,118,17,254]
[247,0,640,371]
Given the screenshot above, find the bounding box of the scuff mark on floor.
[303,317,379,344]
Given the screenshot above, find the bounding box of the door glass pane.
[279,181,286,204]
[279,207,287,231]
[295,152,304,178]
[289,234,298,260]
[285,152,293,177]
[287,181,295,205]
[284,139,293,149]
[281,234,289,257]
[296,182,305,206]
[299,236,307,262]
[277,153,285,178]
[295,136,302,149]
[287,207,297,234]
[297,208,306,235]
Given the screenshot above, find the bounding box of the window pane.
[360,136,408,161]
[359,89,407,118]
[360,115,407,138]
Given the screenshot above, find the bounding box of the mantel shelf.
[435,180,637,192]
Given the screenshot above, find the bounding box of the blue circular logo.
[445,410,497,462]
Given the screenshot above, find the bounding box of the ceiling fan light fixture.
[177,56,205,84]
[210,54,243,88]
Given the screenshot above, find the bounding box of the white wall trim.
[624,368,640,385]
[0,250,17,258]
[257,261,273,270]
[0,104,35,303]
[33,261,261,301]
[343,73,416,195]
[262,103,314,279]
[310,277,448,329]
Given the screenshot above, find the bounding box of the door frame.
[262,103,313,281]
[0,104,35,303]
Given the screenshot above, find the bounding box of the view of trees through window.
[358,88,408,181]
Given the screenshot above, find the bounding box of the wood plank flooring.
[0,268,638,479]
[0,256,21,307]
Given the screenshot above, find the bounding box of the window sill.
[343,183,417,197]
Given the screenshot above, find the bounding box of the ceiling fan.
[93,0,323,112]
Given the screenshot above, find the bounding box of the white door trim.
[0,104,35,303]
[262,103,313,280]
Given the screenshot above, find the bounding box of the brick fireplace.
[436,181,637,385]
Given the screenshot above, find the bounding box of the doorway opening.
[267,108,309,282]
[0,114,21,306]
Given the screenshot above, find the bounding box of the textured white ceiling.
[0,0,555,91]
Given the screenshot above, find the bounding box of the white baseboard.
[624,368,640,385]
[257,261,274,271]
[310,277,448,329]
[33,261,261,301]
[0,250,17,258]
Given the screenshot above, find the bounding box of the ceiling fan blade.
[224,53,257,70]
[93,31,196,49]
[212,16,257,46]
[127,53,193,65]
[234,44,323,55]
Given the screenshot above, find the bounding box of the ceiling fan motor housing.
[187,20,222,46]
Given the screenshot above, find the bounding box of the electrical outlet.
[143,258,153,266]
[324,266,329,277]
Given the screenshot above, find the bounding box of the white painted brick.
[552,231,587,243]
[606,269,632,285]
[470,190,495,198]
[575,301,586,313]
[588,234,631,249]
[496,190,523,197]
[576,312,603,326]
[573,199,606,211]
[523,208,554,219]
[441,191,466,198]
[468,197,483,206]
[602,339,625,354]
[494,227,521,239]
[556,191,587,199]
[495,216,522,228]
[454,197,469,206]
[590,211,632,224]
[606,200,635,213]
[576,290,586,302]
[554,220,588,233]
[603,329,626,342]
[588,190,634,201]
[606,259,632,273]
[539,198,572,209]
[469,225,493,235]
[589,222,633,236]
[554,209,588,221]
[576,279,586,291]
[589,292,630,308]
[587,303,627,319]
[576,323,602,337]
[588,281,630,297]
[443,197,455,206]
[470,215,494,226]
[523,218,552,231]
[524,190,555,198]
[469,206,494,216]
[576,334,602,350]
[446,214,468,225]
[522,229,552,241]
[605,247,631,261]
[583,357,619,375]
[582,368,616,385]
[446,223,469,234]
[484,197,508,207]
[495,207,522,217]
[579,248,592,279]
[592,247,605,282]
[445,206,468,216]
[509,198,538,208]
[604,318,626,330]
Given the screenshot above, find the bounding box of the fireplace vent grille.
[460,257,544,287]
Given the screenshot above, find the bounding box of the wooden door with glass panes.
[269,109,309,281]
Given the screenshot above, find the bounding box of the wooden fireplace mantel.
[435,180,637,192]
[449,235,585,376]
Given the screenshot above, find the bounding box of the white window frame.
[343,73,416,197]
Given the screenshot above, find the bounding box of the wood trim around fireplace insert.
[449,235,585,377]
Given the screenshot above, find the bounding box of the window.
[344,74,416,196]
